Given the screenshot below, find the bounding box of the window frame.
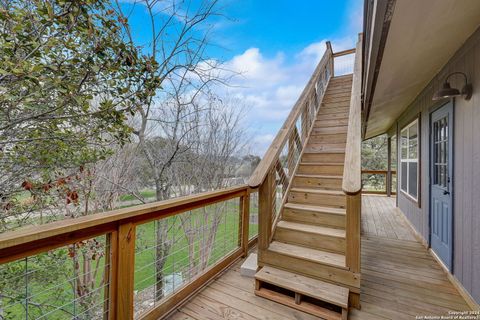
[400,119,420,202]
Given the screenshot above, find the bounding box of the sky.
[123,0,364,155]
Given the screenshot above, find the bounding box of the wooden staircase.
[255,75,360,320]
[250,37,363,320]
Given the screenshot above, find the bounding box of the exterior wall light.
[432,72,472,101]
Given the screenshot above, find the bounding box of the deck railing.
[342,34,363,281]
[362,169,397,195]
[248,42,334,260]
[0,186,258,320]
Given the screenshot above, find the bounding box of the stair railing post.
[345,193,361,272]
[326,41,334,76]
[258,170,273,263]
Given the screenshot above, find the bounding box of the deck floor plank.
[166,195,471,320]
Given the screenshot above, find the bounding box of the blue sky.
[123,0,363,155]
[208,0,362,60]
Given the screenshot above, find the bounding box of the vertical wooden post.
[301,105,308,141]
[386,137,392,197]
[116,223,136,320]
[345,193,361,273]
[105,232,118,320]
[326,41,334,77]
[239,193,250,257]
[258,171,273,263]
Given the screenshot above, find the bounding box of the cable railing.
[0,186,258,320]
[362,170,397,195]
[333,48,356,76]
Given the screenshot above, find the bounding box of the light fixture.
[432,72,472,101]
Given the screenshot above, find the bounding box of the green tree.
[362,134,388,191]
[0,0,140,227]
[0,1,141,318]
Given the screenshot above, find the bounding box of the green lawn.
[119,189,157,202]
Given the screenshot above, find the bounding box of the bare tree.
[112,0,225,300]
[173,96,248,277]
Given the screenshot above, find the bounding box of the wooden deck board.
[166,195,471,319]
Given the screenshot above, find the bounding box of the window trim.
[400,119,420,203]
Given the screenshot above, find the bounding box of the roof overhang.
[362,0,480,138]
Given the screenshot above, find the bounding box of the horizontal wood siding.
[388,26,480,303]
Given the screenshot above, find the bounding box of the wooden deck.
[167,195,471,320]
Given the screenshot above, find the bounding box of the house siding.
[388,26,480,303]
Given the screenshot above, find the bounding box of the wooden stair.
[255,75,360,318]
[255,266,349,320]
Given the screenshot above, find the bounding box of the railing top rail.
[333,48,356,57]
[0,184,250,263]
[248,44,333,188]
[342,34,363,195]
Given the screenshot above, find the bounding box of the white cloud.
[217,37,356,156]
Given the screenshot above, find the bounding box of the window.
[400,119,419,201]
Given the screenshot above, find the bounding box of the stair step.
[304,143,345,153]
[311,126,348,134]
[259,249,361,291]
[302,152,345,164]
[288,187,346,208]
[297,162,344,175]
[307,134,347,144]
[283,202,346,227]
[316,113,349,120]
[274,220,345,253]
[268,241,346,269]
[318,107,349,114]
[315,118,349,127]
[255,266,349,320]
[291,174,343,191]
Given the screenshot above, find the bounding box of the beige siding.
[388,26,480,303]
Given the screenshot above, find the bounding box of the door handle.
[443,190,450,195]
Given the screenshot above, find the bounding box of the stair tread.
[255,266,349,308]
[294,174,343,179]
[303,149,345,154]
[276,220,346,238]
[284,202,346,215]
[300,162,344,166]
[269,241,347,269]
[290,187,345,196]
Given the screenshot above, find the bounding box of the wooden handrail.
[333,48,356,57]
[248,44,333,188]
[342,35,363,195]
[344,34,363,279]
